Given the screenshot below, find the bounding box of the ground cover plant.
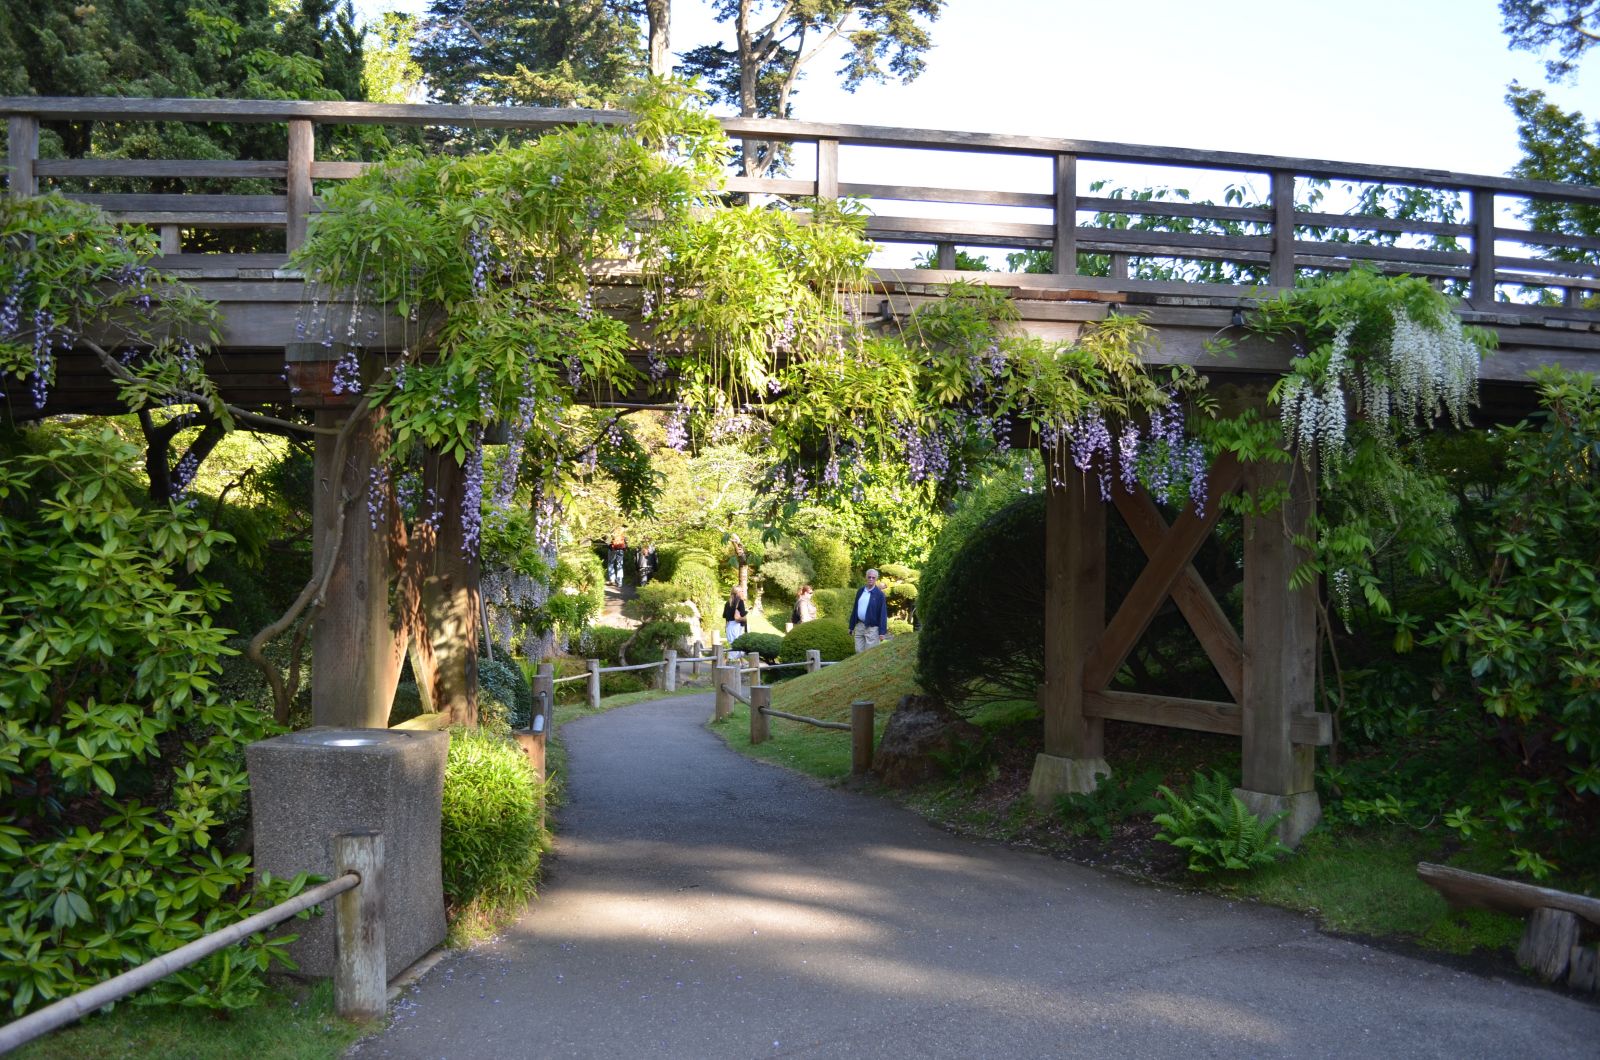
[439,728,548,944]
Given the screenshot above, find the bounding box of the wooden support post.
[6,116,38,198]
[311,408,397,728]
[1270,169,1295,289]
[663,649,678,692]
[417,451,479,727]
[691,641,702,676]
[1470,188,1496,309]
[1030,466,1109,805]
[805,649,822,673]
[851,700,875,775]
[333,831,385,1022]
[936,242,956,270]
[1236,455,1321,845]
[534,662,554,722]
[286,119,314,252]
[750,684,771,744]
[713,665,737,721]
[714,643,726,669]
[1053,152,1077,276]
[586,658,601,710]
[1569,943,1598,992]
[159,225,181,256]
[1517,907,1580,983]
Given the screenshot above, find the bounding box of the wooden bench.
[1417,862,1600,990]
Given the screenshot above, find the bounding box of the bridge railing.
[4,97,1599,317]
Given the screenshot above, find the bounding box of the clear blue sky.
[359,0,1592,179]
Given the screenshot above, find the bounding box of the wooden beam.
[1082,452,1243,691]
[1471,189,1496,309]
[1111,483,1245,701]
[1083,689,1330,745]
[1240,456,1318,795]
[286,120,314,253]
[1417,862,1600,929]
[816,138,839,199]
[1054,153,1077,277]
[1270,170,1295,288]
[6,115,38,198]
[1042,467,1105,759]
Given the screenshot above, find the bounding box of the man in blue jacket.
[850,569,889,653]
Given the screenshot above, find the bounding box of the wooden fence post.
[851,700,875,775]
[286,118,314,252]
[713,665,737,721]
[713,643,726,669]
[1470,188,1497,309]
[663,649,677,692]
[586,658,601,710]
[534,663,554,720]
[333,831,385,1022]
[1053,151,1077,276]
[806,649,821,674]
[750,685,771,744]
[691,641,702,676]
[1270,169,1295,289]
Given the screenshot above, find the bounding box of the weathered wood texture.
[1041,467,1105,760]
[1416,862,1600,928]
[333,831,385,1021]
[851,700,875,776]
[750,685,771,745]
[1240,457,1318,796]
[1517,907,1582,983]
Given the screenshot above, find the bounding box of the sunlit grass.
[13,980,371,1060]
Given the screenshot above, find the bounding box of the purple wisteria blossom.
[460,442,484,556]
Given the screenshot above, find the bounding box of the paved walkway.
[353,693,1600,1059]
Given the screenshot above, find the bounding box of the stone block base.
[1029,753,1110,808]
[1233,788,1321,848]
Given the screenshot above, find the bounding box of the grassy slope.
[713,633,1531,955]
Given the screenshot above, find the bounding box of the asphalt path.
[352,692,1600,1059]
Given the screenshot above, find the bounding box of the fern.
[1152,770,1291,874]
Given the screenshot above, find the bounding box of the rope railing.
[0,833,385,1052]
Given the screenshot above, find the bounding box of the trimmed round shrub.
[478,657,533,730]
[601,672,648,696]
[672,560,722,629]
[577,625,634,664]
[813,586,857,620]
[441,728,545,931]
[628,620,691,664]
[780,619,857,664]
[880,563,920,583]
[635,581,692,622]
[804,533,853,587]
[731,631,784,661]
[916,491,1045,711]
[889,618,914,636]
[886,580,918,608]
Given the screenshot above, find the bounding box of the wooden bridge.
[7,96,1600,844]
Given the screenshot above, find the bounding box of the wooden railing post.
[663,648,678,692]
[1269,169,1295,289]
[1470,188,1497,309]
[806,649,821,673]
[936,242,956,270]
[286,118,314,252]
[713,665,737,721]
[850,700,875,775]
[713,643,726,669]
[6,115,38,198]
[333,831,385,1022]
[691,641,702,676]
[586,658,601,710]
[817,137,839,199]
[1053,152,1077,276]
[750,684,771,744]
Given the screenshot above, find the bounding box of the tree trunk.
[646,0,672,76]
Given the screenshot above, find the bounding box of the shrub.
[888,618,914,637]
[627,620,691,664]
[635,581,692,622]
[478,657,533,730]
[780,619,856,664]
[1056,770,1165,841]
[601,672,648,696]
[0,426,303,1014]
[885,580,918,620]
[576,625,634,664]
[813,586,857,620]
[879,563,919,583]
[758,551,815,608]
[732,631,784,661]
[440,728,546,938]
[1152,771,1289,874]
[803,532,853,587]
[916,490,1045,710]
[671,560,723,630]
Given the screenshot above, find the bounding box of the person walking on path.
[850,568,888,652]
[607,526,627,586]
[722,586,748,646]
[789,584,816,630]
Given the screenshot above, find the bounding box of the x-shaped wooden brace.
[1081,451,1246,700]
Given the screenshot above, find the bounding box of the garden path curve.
[350,693,1600,1059]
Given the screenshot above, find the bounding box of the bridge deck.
[4,97,1599,422]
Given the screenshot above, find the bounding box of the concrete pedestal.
[246,727,449,978]
[1234,788,1322,848]
[1028,753,1110,808]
